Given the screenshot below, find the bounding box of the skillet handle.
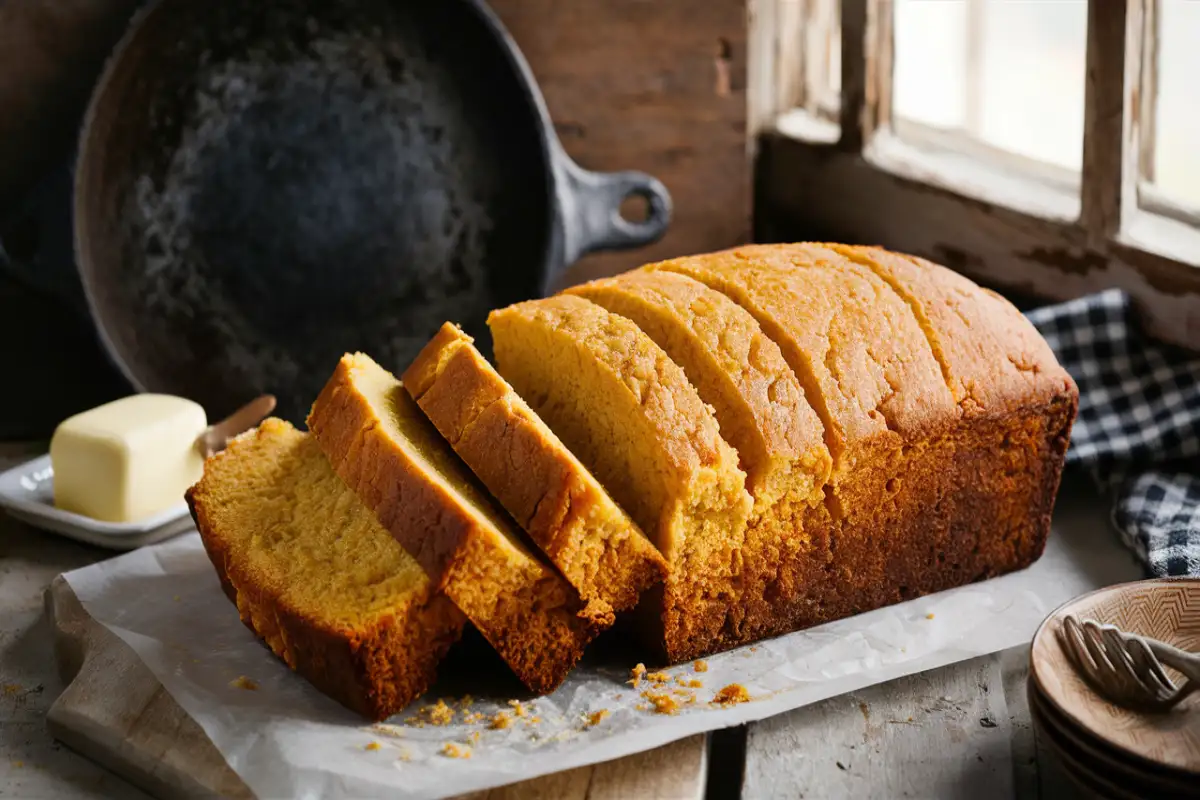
[557,154,672,270]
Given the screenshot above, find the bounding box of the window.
[752,0,1200,348]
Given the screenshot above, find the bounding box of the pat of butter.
[50,394,207,523]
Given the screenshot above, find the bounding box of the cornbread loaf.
[488,295,753,661]
[403,322,668,613]
[635,243,1077,654]
[308,353,612,693]
[185,419,465,720]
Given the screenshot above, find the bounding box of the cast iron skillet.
[74,0,671,424]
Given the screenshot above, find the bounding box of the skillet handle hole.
[619,192,652,225]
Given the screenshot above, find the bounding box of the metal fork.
[1059,614,1198,711]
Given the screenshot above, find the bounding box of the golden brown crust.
[567,270,830,507]
[824,244,1078,415]
[403,323,667,613]
[308,355,610,694]
[648,245,958,470]
[186,421,464,720]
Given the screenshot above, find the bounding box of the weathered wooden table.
[0,443,1138,799]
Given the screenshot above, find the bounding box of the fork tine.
[1079,620,1122,679]
[1098,624,1143,684]
[1126,635,1177,696]
[1061,615,1096,671]
[1062,616,1124,698]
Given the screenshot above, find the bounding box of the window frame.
[751,0,1200,348]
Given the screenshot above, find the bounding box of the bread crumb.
[442,743,471,759]
[712,684,751,706]
[693,660,708,673]
[469,731,481,743]
[614,693,623,700]
[629,663,647,687]
[527,716,541,725]
[229,676,258,691]
[397,748,412,762]
[641,691,680,715]
[508,699,528,717]
[645,671,671,684]
[585,709,609,727]
[370,723,406,739]
[926,613,935,620]
[463,711,485,724]
[489,712,512,730]
[364,742,381,751]
[420,699,454,726]
[686,679,703,688]
[459,694,474,708]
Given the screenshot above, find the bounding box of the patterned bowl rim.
[1029,576,1200,777]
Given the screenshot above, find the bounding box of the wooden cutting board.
[43,577,707,799]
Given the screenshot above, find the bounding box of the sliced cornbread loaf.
[644,243,1076,649]
[186,419,465,720]
[308,353,611,694]
[403,323,667,613]
[488,295,753,661]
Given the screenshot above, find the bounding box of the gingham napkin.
[1027,289,1200,577]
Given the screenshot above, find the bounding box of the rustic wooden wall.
[489,0,751,288]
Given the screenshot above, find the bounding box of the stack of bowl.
[1028,578,1200,799]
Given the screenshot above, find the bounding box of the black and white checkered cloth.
[1026,289,1200,577]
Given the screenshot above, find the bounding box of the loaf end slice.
[308,353,611,694]
[186,418,465,720]
[404,322,667,613]
[488,295,752,663]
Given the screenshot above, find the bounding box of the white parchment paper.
[62,483,1141,799]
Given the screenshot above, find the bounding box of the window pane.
[894,0,1086,172]
[1151,0,1200,208]
[893,0,967,130]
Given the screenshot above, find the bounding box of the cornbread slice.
[308,353,611,694]
[646,244,1076,648]
[403,323,667,613]
[185,419,465,720]
[567,270,830,507]
[488,295,752,662]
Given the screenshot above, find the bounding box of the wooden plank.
[837,0,867,152]
[44,578,707,799]
[742,653,1020,799]
[488,0,751,285]
[1,508,152,799]
[45,578,253,800]
[1079,0,1136,244]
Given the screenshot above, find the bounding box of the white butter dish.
[0,455,194,550]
